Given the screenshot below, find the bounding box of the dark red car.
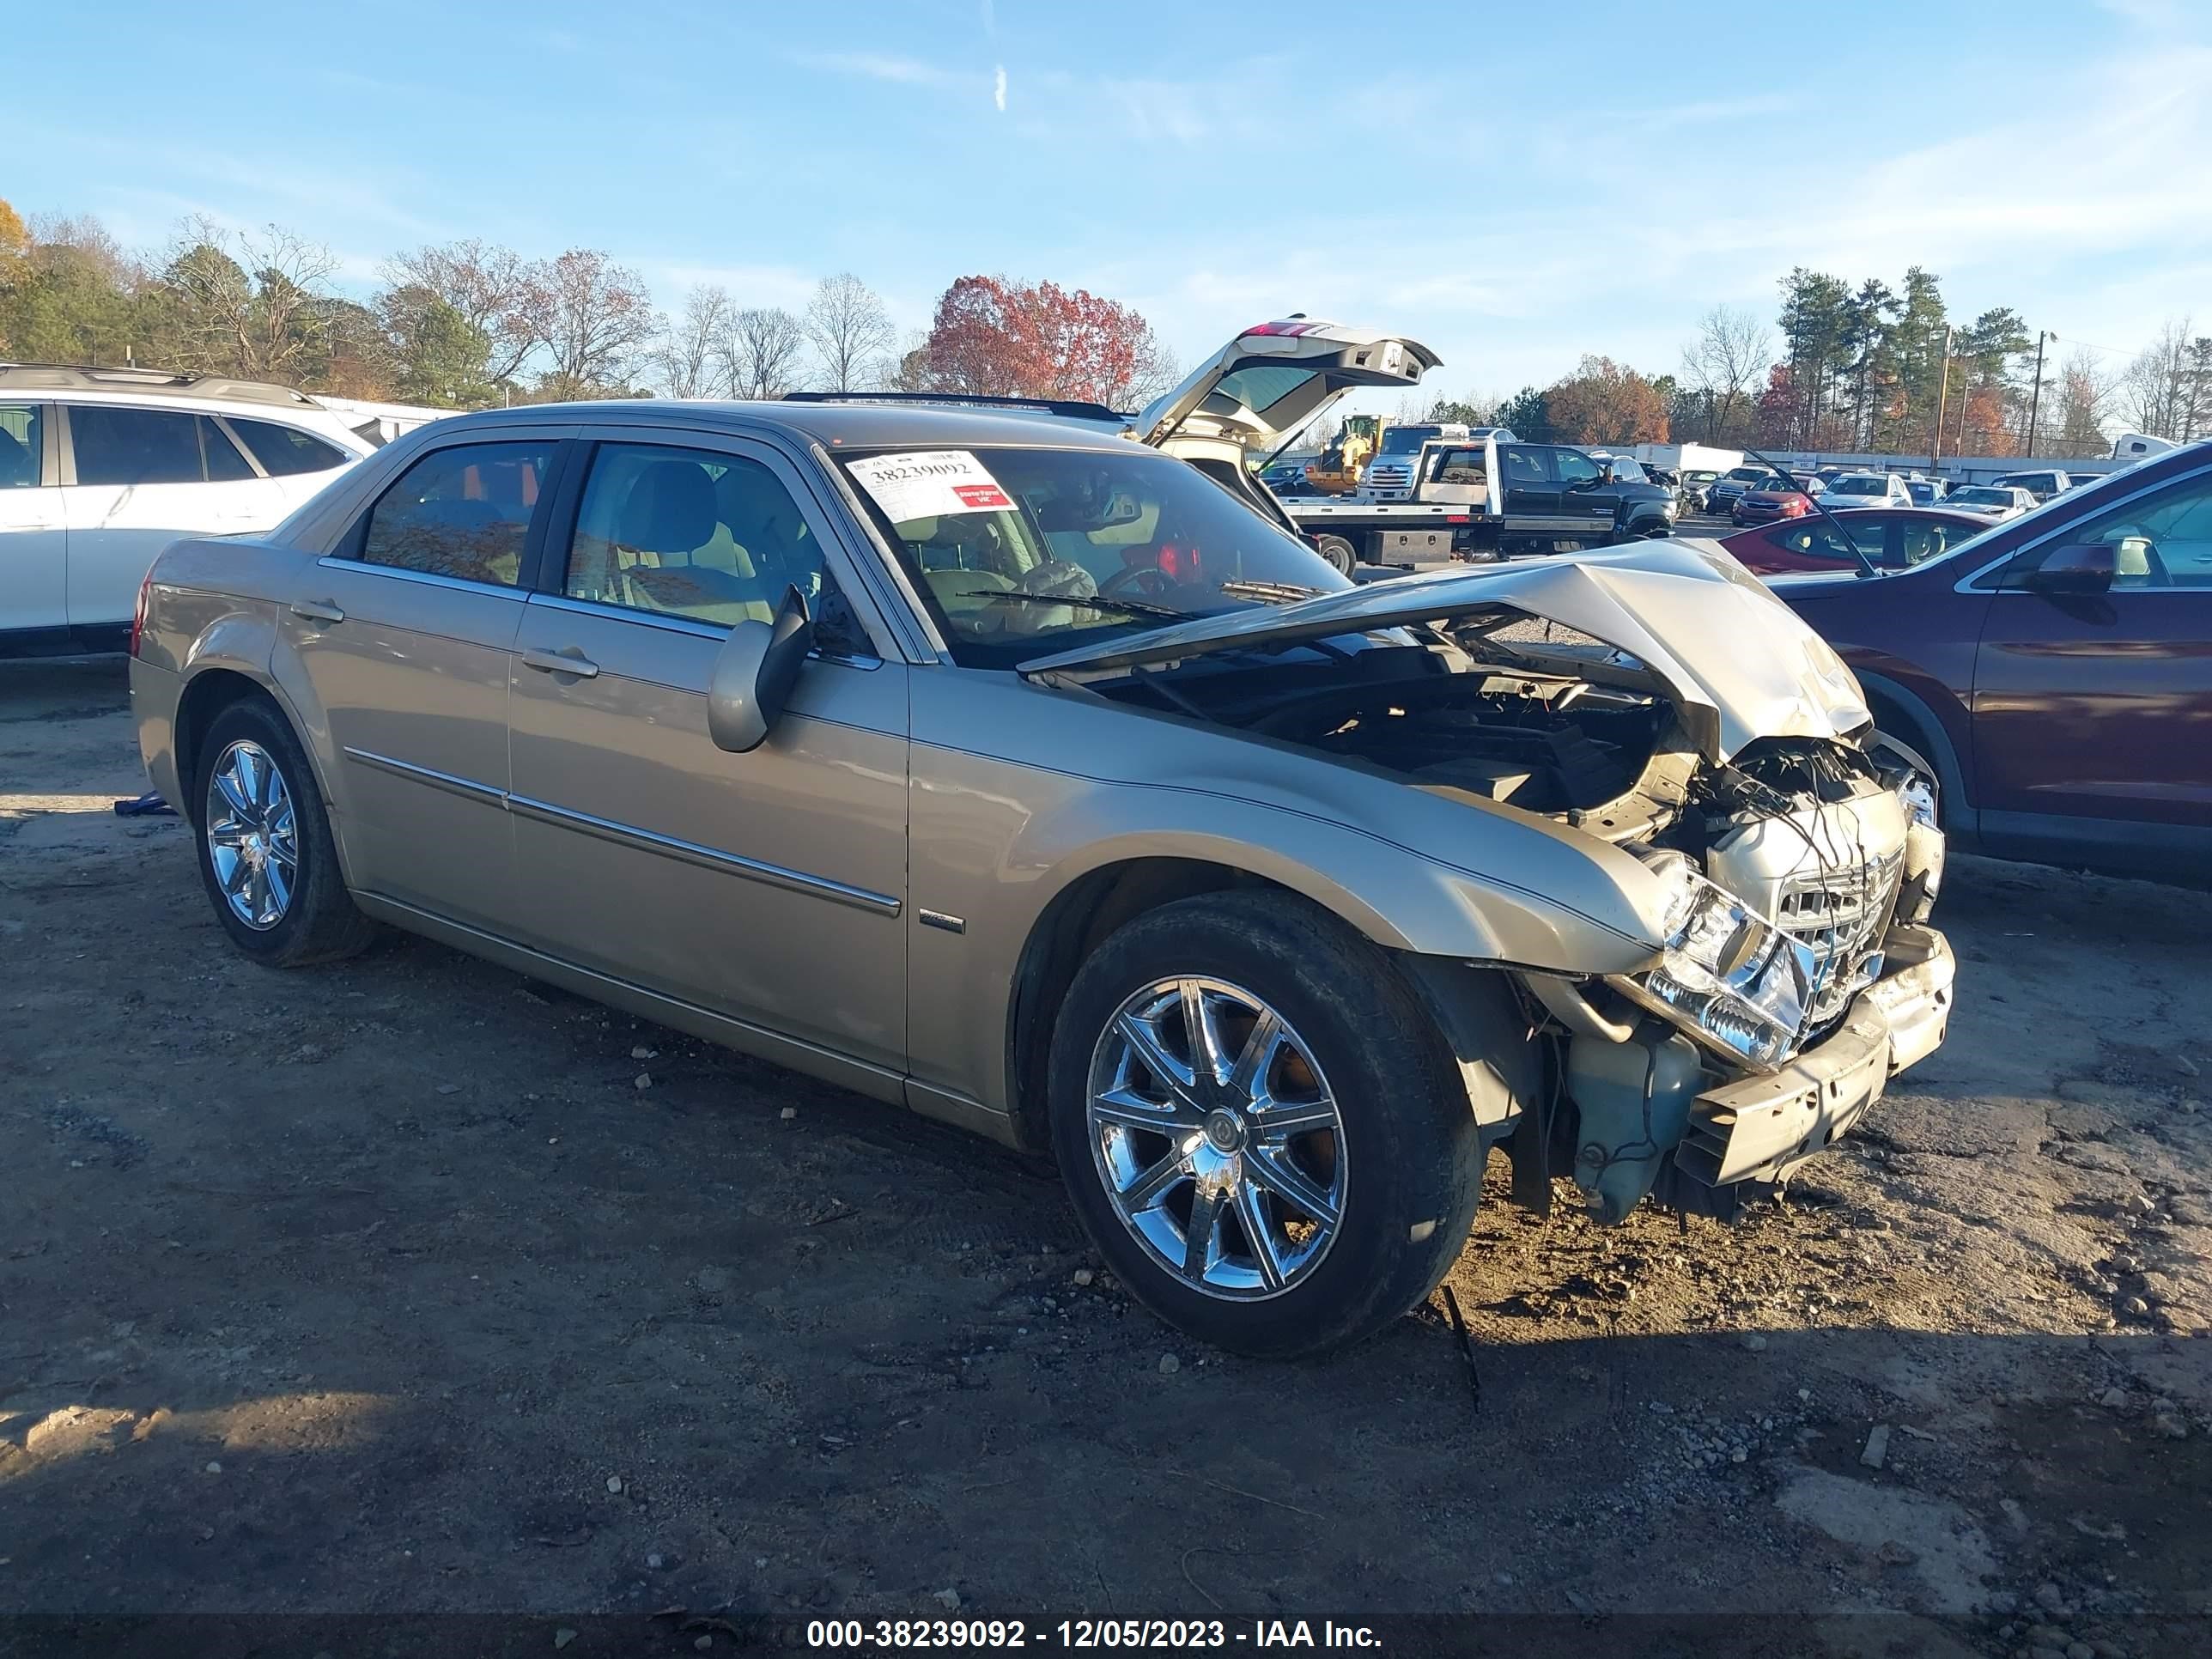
[1767,441,2212,878]
[1729,481,1812,526]
[1721,507,1992,574]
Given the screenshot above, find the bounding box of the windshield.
[1830,477,1885,495]
[1949,487,2007,506]
[1377,425,1445,455]
[840,445,1350,668]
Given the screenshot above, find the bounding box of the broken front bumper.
[1670,924,1953,1194]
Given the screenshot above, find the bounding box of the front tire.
[191,696,375,967]
[1046,890,1491,1358]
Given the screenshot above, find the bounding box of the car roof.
[429,398,1142,455]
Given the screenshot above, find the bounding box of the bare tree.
[655,284,731,398]
[1680,304,1772,442]
[1127,338,1182,407]
[526,248,661,397]
[381,239,548,384]
[719,305,811,400]
[161,217,336,380]
[2051,349,2116,458]
[805,272,895,392]
[2120,319,2196,439]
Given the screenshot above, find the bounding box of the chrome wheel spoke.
[263,858,292,916]
[1234,1179,1288,1292]
[1254,1094,1338,1136]
[1246,1145,1340,1228]
[1180,979,1231,1090]
[1091,1085,1205,1135]
[215,766,258,826]
[1121,1146,1193,1212]
[1114,1009,1203,1113]
[207,818,251,851]
[1227,1008,1284,1100]
[1182,1182,1224,1279]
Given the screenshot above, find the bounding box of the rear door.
[0,402,65,636]
[283,431,565,929]
[58,403,267,628]
[1972,460,2212,832]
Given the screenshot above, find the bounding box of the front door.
[0,403,64,637]
[281,433,563,929]
[505,431,910,1075]
[58,403,270,629]
[1550,447,1620,546]
[1973,463,2212,831]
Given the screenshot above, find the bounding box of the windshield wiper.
[956,590,1187,620]
[1743,447,1881,580]
[1218,578,1326,605]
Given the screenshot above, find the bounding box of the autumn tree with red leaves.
[920,275,1172,407]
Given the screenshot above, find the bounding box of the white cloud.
[798,51,969,90]
[994,64,1007,113]
[646,261,819,312]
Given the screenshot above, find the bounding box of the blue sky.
[17,0,2212,404]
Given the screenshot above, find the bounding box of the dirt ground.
[3,656,2208,1654]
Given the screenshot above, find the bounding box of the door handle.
[289,599,345,624]
[522,646,600,679]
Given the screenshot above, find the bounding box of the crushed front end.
[1526,733,1953,1222]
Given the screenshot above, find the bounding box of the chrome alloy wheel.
[1086,976,1346,1300]
[204,739,299,932]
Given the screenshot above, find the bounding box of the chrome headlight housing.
[1610,854,1816,1072]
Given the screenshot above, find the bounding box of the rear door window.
[356,441,554,587]
[198,416,256,482]
[228,417,350,477]
[0,404,43,487]
[70,406,204,486]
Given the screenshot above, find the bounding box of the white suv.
[1821,471,1913,509]
[1,366,375,653]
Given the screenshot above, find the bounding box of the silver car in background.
[129,398,1954,1356]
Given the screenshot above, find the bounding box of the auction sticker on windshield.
[847,451,1017,522]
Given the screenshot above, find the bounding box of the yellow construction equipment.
[1304,416,1382,495]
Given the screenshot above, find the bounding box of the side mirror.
[2021,543,2116,597]
[708,585,814,753]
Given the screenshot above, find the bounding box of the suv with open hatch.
[130,396,1954,1356]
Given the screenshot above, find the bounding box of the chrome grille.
[1365,462,1413,492]
[1777,850,1903,1030]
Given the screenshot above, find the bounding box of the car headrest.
[619,460,717,555]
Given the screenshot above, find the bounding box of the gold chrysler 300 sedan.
[129,398,1954,1355]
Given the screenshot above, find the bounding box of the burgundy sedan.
[1765,441,2212,878]
[1722,507,1992,574]
[1729,481,1813,527]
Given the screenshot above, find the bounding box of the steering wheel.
[1099,562,1177,599]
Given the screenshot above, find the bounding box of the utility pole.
[2025,330,2054,457]
[1931,325,1953,466]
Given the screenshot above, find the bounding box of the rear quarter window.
[229,418,351,477]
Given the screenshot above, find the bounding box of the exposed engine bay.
[1091,622,1948,1225]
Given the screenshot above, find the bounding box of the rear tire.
[1313,533,1358,576]
[191,696,375,967]
[1046,890,1492,1358]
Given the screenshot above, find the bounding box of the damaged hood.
[1021,539,1872,763]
